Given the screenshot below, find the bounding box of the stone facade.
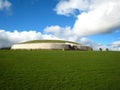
[11,43,69,50]
[11,43,92,51]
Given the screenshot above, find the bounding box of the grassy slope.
[0,50,120,90]
[21,40,80,44]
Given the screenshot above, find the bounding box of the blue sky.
[0,0,75,31]
[0,0,120,50]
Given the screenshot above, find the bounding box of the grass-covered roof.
[21,40,81,45]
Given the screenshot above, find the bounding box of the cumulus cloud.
[55,0,120,36]
[44,25,76,41]
[0,29,60,48]
[111,41,120,47]
[0,30,40,48]
[78,37,107,50]
[55,0,90,16]
[0,0,11,11]
[110,40,120,51]
[44,25,61,36]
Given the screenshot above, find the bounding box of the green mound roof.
[21,40,81,45]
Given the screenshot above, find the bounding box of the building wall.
[11,43,92,51]
[77,45,92,51]
[11,43,69,50]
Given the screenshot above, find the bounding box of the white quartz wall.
[11,43,68,50]
[11,43,92,50]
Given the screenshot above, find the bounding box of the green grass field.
[0,50,120,90]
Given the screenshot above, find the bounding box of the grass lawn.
[0,50,120,90]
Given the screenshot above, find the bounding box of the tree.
[99,48,102,51]
[106,48,109,51]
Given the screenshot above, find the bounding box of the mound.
[21,40,80,45]
[11,40,92,50]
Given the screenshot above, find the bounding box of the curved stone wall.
[11,43,92,51]
[11,43,69,50]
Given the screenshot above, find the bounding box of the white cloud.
[44,25,76,41]
[0,29,59,48]
[111,41,120,47]
[55,0,90,16]
[44,25,61,36]
[73,0,120,36]
[110,40,120,51]
[78,37,107,50]
[0,0,11,11]
[55,0,120,36]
